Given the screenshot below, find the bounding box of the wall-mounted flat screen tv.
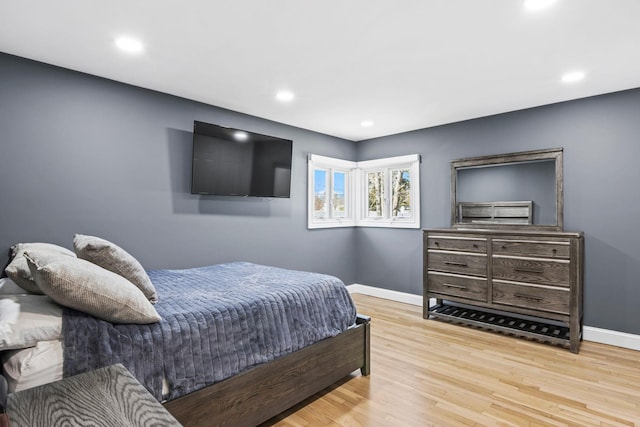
[191,121,293,197]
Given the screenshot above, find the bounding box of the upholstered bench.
[5,364,181,426]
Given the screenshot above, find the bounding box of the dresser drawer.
[492,239,570,259]
[492,255,569,287]
[427,236,486,253]
[493,281,570,315]
[428,272,487,302]
[428,250,487,276]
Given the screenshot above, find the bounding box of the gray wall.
[0,53,358,283]
[356,88,640,334]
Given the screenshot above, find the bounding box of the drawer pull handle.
[514,267,544,274]
[514,293,543,302]
[444,261,468,267]
[443,283,467,290]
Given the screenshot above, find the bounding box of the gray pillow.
[73,234,158,304]
[4,243,75,294]
[25,250,161,324]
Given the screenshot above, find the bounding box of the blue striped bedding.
[62,262,357,401]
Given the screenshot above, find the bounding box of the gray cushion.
[73,234,158,304]
[25,250,161,324]
[4,243,75,294]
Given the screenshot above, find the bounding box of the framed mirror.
[451,148,563,231]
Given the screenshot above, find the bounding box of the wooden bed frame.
[163,314,371,427]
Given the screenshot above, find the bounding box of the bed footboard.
[164,314,371,427]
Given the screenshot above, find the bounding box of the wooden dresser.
[423,228,584,353]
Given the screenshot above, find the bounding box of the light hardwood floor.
[263,294,640,427]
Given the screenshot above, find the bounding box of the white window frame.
[357,154,421,229]
[308,153,421,229]
[307,154,357,229]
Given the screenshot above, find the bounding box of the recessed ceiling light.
[115,36,144,54]
[233,131,249,141]
[561,71,586,84]
[524,0,557,11]
[275,90,295,102]
[360,120,374,128]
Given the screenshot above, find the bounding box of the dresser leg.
[569,340,579,354]
[569,323,582,353]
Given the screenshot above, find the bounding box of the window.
[357,155,421,228]
[308,154,420,229]
[391,168,412,218]
[313,168,347,219]
[307,155,356,229]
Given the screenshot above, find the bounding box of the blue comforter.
[62,262,357,401]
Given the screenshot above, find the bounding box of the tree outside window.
[391,169,411,218]
[367,171,384,217]
[314,169,328,219]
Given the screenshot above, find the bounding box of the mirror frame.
[451,148,563,231]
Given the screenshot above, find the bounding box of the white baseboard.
[582,327,640,351]
[347,284,423,306]
[347,284,640,352]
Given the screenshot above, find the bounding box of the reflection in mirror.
[451,148,563,231]
[457,160,556,224]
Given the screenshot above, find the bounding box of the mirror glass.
[451,148,563,230]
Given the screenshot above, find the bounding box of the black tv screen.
[191,121,292,197]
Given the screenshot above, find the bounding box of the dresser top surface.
[423,228,583,238]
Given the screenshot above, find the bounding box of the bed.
[0,239,370,427]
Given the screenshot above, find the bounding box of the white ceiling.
[2,1,640,141]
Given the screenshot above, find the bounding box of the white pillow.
[0,277,27,295]
[0,299,20,337]
[1,340,64,393]
[0,294,63,351]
